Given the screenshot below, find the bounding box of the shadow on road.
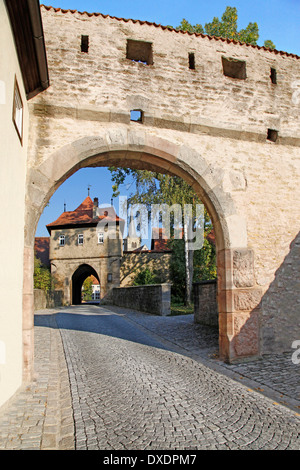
[34,304,219,358]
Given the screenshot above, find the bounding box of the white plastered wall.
[0,1,28,408]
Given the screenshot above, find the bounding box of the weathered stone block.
[232,309,260,358]
[194,280,218,327]
[233,249,255,288]
[234,288,262,311]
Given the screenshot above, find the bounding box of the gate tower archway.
[72,264,100,305]
[24,125,254,381]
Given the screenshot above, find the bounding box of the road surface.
[54,304,300,450]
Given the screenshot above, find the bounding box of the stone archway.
[23,124,254,381]
[71,264,100,305]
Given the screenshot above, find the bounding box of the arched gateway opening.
[72,265,100,305]
[24,125,253,382]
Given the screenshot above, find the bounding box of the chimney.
[93,197,99,218]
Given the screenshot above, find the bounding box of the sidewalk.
[0,307,299,450]
[0,310,74,450]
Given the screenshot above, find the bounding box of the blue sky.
[41,0,300,54]
[36,0,300,238]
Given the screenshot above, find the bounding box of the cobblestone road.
[57,305,300,450]
[0,304,299,450]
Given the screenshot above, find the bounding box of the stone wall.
[50,256,120,304]
[261,232,300,354]
[34,6,300,145]
[49,226,122,260]
[194,281,218,327]
[49,224,123,303]
[34,289,64,310]
[112,284,171,316]
[34,289,47,310]
[120,251,172,287]
[22,6,300,364]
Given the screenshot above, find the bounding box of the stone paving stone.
[0,310,75,450]
[0,305,299,450]
[107,306,300,411]
[56,305,300,450]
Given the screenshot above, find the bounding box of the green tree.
[109,168,214,306]
[177,6,275,48]
[82,276,93,301]
[193,237,217,281]
[133,267,162,286]
[168,216,216,304]
[263,39,276,50]
[177,18,204,34]
[34,256,52,292]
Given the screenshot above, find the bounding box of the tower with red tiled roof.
[46,196,124,305]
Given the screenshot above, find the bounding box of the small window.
[93,291,100,300]
[126,39,153,65]
[270,67,277,84]
[13,78,23,143]
[81,35,89,53]
[189,53,195,70]
[59,235,65,246]
[78,234,84,245]
[98,232,104,244]
[107,273,112,283]
[267,129,278,142]
[130,109,143,123]
[222,56,247,80]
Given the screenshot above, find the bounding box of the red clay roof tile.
[46,196,123,232]
[34,237,50,266]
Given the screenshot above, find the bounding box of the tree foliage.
[133,267,162,286]
[34,256,52,292]
[110,168,202,210]
[109,167,216,305]
[168,225,216,304]
[176,6,275,48]
[263,39,276,50]
[82,276,93,301]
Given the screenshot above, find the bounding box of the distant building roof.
[90,275,99,285]
[132,244,150,252]
[150,227,215,251]
[46,196,124,233]
[151,228,172,252]
[34,237,50,266]
[206,229,215,245]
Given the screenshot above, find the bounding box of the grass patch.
[170,303,194,316]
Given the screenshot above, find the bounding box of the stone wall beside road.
[194,280,218,327]
[112,283,171,316]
